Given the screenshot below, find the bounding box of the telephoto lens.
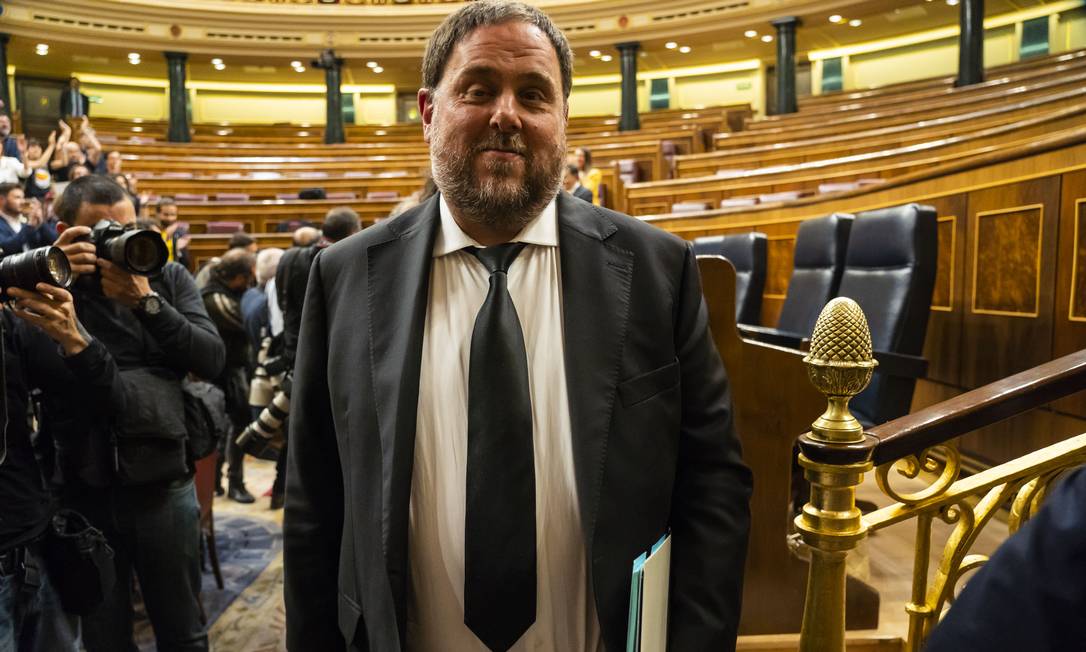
[89,220,169,276]
[236,390,290,458]
[0,246,73,297]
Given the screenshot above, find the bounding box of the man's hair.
[322,206,361,242]
[215,247,256,281]
[292,226,321,246]
[566,164,580,177]
[0,182,20,199]
[27,138,41,149]
[54,174,126,222]
[228,232,256,250]
[577,146,592,167]
[135,217,162,232]
[157,196,177,210]
[421,0,574,100]
[255,247,284,285]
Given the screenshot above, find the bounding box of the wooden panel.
[922,194,968,387]
[971,204,1044,316]
[764,235,795,298]
[1053,169,1086,419]
[961,176,1060,390]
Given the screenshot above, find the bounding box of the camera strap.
[0,315,8,466]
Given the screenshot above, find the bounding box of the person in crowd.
[156,197,192,270]
[563,163,593,202]
[111,173,143,216]
[571,146,601,205]
[50,174,225,651]
[270,207,359,514]
[924,465,1086,652]
[203,248,258,503]
[104,150,122,176]
[23,130,63,200]
[0,114,20,160]
[275,219,317,234]
[0,184,56,254]
[0,281,119,652]
[290,225,320,247]
[284,3,752,651]
[67,163,92,181]
[242,247,285,356]
[0,150,27,186]
[228,231,258,254]
[59,77,90,118]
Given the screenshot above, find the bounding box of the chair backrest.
[776,213,854,335]
[366,190,399,200]
[215,193,250,201]
[175,193,208,202]
[837,203,938,425]
[206,221,245,234]
[693,232,768,325]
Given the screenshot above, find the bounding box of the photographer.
[47,175,225,652]
[1,281,122,652]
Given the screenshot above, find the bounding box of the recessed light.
[946,0,959,4]
[35,44,49,56]
[213,63,226,70]
[849,19,862,27]
[211,58,223,65]
[600,54,613,62]
[589,50,601,57]
[291,60,302,67]
[665,42,678,49]
[761,34,774,43]
[679,45,691,53]
[373,66,384,73]
[744,30,758,38]
[366,61,378,68]
[829,14,843,23]
[294,66,306,72]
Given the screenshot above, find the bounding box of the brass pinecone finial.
[806,297,875,367]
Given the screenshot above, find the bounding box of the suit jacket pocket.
[619,359,680,407]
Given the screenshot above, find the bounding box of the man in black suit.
[284,2,752,651]
[563,163,595,203]
[59,77,90,118]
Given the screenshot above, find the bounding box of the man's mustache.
[473,134,528,157]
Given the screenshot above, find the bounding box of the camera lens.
[103,229,168,276]
[0,246,73,293]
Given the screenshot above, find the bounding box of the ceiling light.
[366,61,378,68]
[679,45,691,53]
[213,63,226,70]
[35,44,49,56]
[600,54,613,62]
[589,50,601,57]
[294,65,306,72]
[946,0,959,4]
[744,30,758,38]
[291,60,302,67]
[849,19,862,27]
[665,42,678,49]
[829,14,843,23]
[761,34,774,42]
[211,58,223,65]
[373,66,384,73]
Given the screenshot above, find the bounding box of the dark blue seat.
[693,232,768,326]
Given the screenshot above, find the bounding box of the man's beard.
[429,117,565,234]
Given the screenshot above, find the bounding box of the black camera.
[84,220,168,276]
[0,246,73,298]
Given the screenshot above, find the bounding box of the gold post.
[796,298,879,652]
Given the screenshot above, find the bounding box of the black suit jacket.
[59,90,91,117]
[284,192,752,651]
[573,184,594,203]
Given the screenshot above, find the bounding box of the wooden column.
[616,41,641,132]
[165,52,191,143]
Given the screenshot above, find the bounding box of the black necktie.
[464,243,536,652]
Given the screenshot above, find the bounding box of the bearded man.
[283,3,752,652]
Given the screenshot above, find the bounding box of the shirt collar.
[434,194,558,257]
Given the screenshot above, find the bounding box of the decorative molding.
[931,215,956,312]
[1070,198,1086,322]
[971,204,1045,318]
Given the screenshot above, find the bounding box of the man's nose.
[489,91,523,133]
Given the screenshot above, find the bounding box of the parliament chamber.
[2,0,1086,650]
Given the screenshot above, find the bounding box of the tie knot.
[470,243,527,275]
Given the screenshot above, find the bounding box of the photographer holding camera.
[1,272,123,651]
[44,175,225,652]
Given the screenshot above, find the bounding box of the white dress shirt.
[407,196,603,652]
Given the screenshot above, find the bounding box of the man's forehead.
[446,22,559,77]
[77,199,136,225]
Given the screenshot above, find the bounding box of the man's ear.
[419,88,435,143]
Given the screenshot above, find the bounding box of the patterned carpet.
[134,458,288,652]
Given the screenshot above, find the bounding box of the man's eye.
[522,90,545,102]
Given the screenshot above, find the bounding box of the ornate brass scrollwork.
[875,445,961,505]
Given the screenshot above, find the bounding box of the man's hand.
[8,283,89,356]
[26,199,43,228]
[98,258,152,309]
[54,226,96,278]
[16,135,27,157]
[47,130,57,147]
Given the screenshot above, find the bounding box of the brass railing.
[793,298,1086,652]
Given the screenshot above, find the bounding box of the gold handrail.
[795,298,1086,652]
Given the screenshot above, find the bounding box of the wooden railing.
[791,299,1086,652]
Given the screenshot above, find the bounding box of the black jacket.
[284,193,752,651]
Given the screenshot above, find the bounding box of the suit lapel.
[557,192,635,557]
[366,196,440,635]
